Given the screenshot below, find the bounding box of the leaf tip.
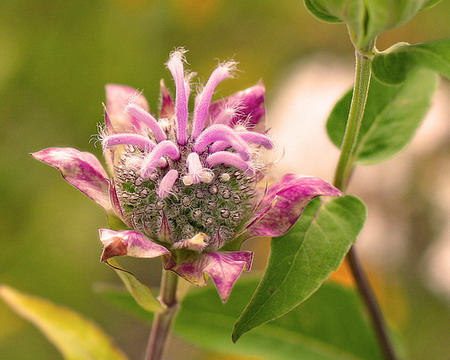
[231,321,248,343]
[231,330,240,343]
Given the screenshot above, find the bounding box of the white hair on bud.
[126,89,145,108]
[90,123,108,147]
[166,47,188,67]
[218,60,239,77]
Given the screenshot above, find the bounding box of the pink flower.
[31,49,342,302]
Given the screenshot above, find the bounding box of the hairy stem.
[333,33,399,360]
[144,270,179,360]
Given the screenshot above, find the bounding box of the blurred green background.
[1,0,449,359]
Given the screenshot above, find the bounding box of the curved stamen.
[102,133,156,151]
[125,104,167,143]
[210,130,273,153]
[210,140,229,153]
[191,62,236,139]
[194,124,250,161]
[141,140,180,178]
[167,50,189,145]
[206,151,254,176]
[239,131,273,149]
[157,169,179,198]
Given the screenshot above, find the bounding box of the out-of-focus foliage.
[304,0,442,49]
[0,285,128,360]
[98,279,384,360]
[1,0,449,359]
[327,69,437,164]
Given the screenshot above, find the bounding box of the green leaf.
[303,0,357,24]
[93,283,154,322]
[327,69,437,164]
[372,39,450,84]
[303,0,365,44]
[362,1,437,47]
[303,0,442,49]
[421,0,443,11]
[107,258,162,313]
[181,280,383,360]
[96,279,383,359]
[232,196,366,342]
[0,285,128,360]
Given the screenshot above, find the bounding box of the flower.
[31,49,342,302]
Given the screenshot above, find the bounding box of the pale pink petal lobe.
[204,252,253,302]
[31,147,111,211]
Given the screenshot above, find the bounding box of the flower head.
[31,50,342,302]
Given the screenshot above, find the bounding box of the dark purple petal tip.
[209,81,266,130]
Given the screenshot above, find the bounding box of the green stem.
[333,46,372,189]
[333,33,399,360]
[144,270,179,360]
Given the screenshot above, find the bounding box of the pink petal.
[31,147,111,211]
[209,81,266,131]
[248,175,343,237]
[105,84,149,133]
[172,251,253,302]
[99,229,170,261]
[108,179,124,219]
[159,79,175,119]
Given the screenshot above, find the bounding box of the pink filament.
[192,63,235,139]
[194,124,250,161]
[238,131,273,149]
[167,50,189,145]
[141,140,180,178]
[210,140,229,152]
[206,151,254,176]
[125,104,167,142]
[102,133,156,151]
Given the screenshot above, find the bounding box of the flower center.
[114,144,255,248]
